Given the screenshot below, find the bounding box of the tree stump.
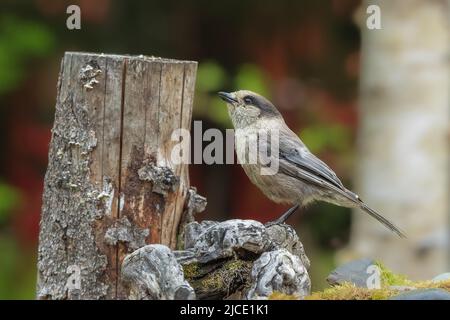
[37,52,198,299]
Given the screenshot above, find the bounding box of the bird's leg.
[265,204,300,227]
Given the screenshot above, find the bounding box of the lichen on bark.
[37,89,109,299]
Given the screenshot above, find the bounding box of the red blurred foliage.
[4,72,52,246]
[332,0,361,17]
[312,89,358,126]
[345,51,360,79]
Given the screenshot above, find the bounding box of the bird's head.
[218,90,281,128]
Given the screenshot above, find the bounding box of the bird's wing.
[274,131,406,238]
[276,131,346,192]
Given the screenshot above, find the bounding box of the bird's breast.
[234,128,298,204]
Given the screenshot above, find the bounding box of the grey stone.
[123,219,311,300]
[245,249,311,300]
[183,220,219,250]
[121,244,195,300]
[432,272,450,283]
[266,223,310,269]
[326,258,376,287]
[389,288,450,300]
[389,285,416,292]
[177,219,311,299]
[183,219,272,264]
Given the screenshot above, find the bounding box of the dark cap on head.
[218,90,281,118]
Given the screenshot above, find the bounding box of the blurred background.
[0,0,448,299]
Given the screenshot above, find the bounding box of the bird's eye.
[243,96,254,105]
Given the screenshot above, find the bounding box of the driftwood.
[37,52,197,299]
[121,220,311,300]
[121,244,195,300]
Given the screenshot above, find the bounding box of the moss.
[182,263,200,279]
[414,279,450,291]
[306,283,395,300]
[375,261,411,286]
[269,291,299,300]
[306,263,450,300]
[183,258,253,299]
[200,259,252,292]
[201,272,224,290]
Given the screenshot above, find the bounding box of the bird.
[218,90,405,238]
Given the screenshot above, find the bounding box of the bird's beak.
[218,91,238,105]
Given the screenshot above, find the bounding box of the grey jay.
[218,90,405,238]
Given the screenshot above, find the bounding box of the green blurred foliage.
[195,61,231,127]
[234,64,270,98]
[194,61,271,128]
[300,203,351,290]
[306,202,351,246]
[0,236,37,299]
[0,183,31,299]
[0,182,21,224]
[300,123,351,154]
[308,248,336,291]
[0,14,54,299]
[196,61,227,93]
[0,14,55,94]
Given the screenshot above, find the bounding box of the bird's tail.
[359,202,406,238]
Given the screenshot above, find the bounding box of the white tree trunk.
[348,0,449,279]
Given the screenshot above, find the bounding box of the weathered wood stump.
[37,52,198,299]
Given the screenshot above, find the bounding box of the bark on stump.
[37,52,197,299]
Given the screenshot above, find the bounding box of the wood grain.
[37,52,197,299]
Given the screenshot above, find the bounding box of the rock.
[183,220,219,250]
[246,249,311,300]
[266,223,310,269]
[388,285,415,292]
[179,219,309,265]
[175,219,311,299]
[389,288,450,300]
[432,272,450,283]
[121,244,195,300]
[327,258,375,287]
[181,219,272,264]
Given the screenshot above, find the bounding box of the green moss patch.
[307,262,450,300]
[269,291,299,300]
[200,259,252,292]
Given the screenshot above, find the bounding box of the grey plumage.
[218,90,405,238]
